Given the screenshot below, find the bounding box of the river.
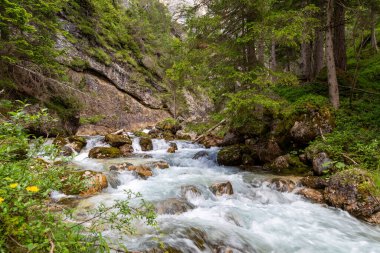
[68,136,380,253]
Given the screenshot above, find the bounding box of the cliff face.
[3,0,213,136]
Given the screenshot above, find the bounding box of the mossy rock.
[68,136,87,145]
[324,168,380,218]
[133,131,150,138]
[88,147,122,159]
[217,145,244,166]
[139,137,153,151]
[105,134,132,147]
[53,137,68,147]
[156,118,181,134]
[269,154,309,175]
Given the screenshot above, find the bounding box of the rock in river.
[209,182,234,196]
[89,147,122,159]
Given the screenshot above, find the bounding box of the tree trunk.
[312,24,324,79]
[270,40,277,82]
[257,38,265,65]
[371,8,378,52]
[301,41,312,81]
[333,1,347,71]
[326,0,340,109]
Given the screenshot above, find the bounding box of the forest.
[0,0,380,252]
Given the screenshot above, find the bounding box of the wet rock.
[53,136,68,147]
[105,134,132,147]
[298,188,324,203]
[312,152,332,176]
[192,151,209,160]
[89,147,121,159]
[146,161,169,169]
[140,137,153,151]
[119,144,134,156]
[247,139,283,164]
[163,131,175,141]
[106,171,121,189]
[199,135,223,148]
[80,171,108,196]
[176,130,197,141]
[181,185,202,198]
[217,145,243,166]
[61,145,75,156]
[300,176,328,189]
[270,155,290,172]
[169,142,178,150]
[270,178,296,192]
[167,146,176,153]
[128,165,153,178]
[148,128,161,138]
[109,162,133,172]
[324,168,380,218]
[154,198,194,215]
[209,182,234,196]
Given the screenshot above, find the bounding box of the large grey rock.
[209,182,234,196]
[154,198,194,215]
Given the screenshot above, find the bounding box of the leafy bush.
[0,104,157,252]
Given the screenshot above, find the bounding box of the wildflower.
[9,183,18,188]
[0,197,4,204]
[26,186,39,192]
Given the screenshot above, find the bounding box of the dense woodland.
[0,0,380,252]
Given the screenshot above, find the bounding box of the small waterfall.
[132,137,142,152]
[152,139,169,150]
[72,136,109,171]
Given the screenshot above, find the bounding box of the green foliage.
[70,57,90,71]
[224,89,283,135]
[89,48,112,66]
[0,103,157,252]
[79,114,105,125]
[0,0,64,73]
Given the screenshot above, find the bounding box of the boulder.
[270,155,290,172]
[105,134,132,147]
[298,188,324,203]
[167,146,176,153]
[109,162,133,172]
[300,176,328,189]
[61,145,75,156]
[220,131,243,146]
[181,185,202,198]
[209,182,234,196]
[312,152,332,176]
[156,118,181,134]
[146,161,169,169]
[365,212,380,224]
[324,168,380,218]
[119,144,133,156]
[79,171,108,196]
[270,178,296,192]
[106,171,121,189]
[169,142,178,151]
[192,151,209,160]
[217,145,243,166]
[53,137,68,147]
[176,130,197,141]
[199,135,224,148]
[128,165,153,178]
[154,198,194,215]
[140,137,153,151]
[247,139,283,164]
[289,107,334,146]
[89,147,121,159]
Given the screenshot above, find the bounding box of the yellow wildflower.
[0,197,4,204]
[26,186,39,193]
[9,183,18,188]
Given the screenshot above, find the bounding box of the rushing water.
[69,137,380,253]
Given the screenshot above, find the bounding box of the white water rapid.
[71,137,380,253]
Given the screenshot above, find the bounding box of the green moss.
[134,131,150,138]
[79,115,105,125]
[89,48,112,66]
[70,57,89,71]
